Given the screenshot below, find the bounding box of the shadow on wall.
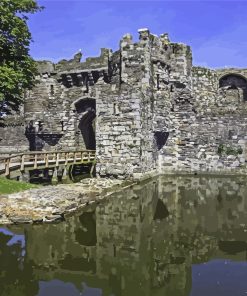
[25,121,63,151]
[75,98,96,150]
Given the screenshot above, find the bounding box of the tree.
[0,0,42,118]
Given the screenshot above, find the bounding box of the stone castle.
[1,28,247,178]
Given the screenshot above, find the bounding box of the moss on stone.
[217,144,243,157]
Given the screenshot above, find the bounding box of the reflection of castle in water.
[3,176,247,295]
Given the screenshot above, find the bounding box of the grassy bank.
[0,177,38,194]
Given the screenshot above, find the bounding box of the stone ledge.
[0,177,135,225]
[0,169,162,225]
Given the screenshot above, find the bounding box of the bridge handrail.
[0,149,96,161]
[0,149,96,177]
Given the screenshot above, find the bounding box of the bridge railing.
[0,150,96,177]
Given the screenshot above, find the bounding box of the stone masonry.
[1,29,247,177]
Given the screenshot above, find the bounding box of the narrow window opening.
[113,102,119,115]
[157,74,160,90]
[50,85,54,96]
[61,121,64,131]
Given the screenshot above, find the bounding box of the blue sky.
[27,1,247,69]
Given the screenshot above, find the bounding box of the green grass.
[0,177,39,194]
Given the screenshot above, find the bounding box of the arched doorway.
[219,74,247,102]
[74,98,96,150]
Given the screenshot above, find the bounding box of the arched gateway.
[72,97,96,150]
[219,74,247,102]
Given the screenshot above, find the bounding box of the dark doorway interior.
[25,121,44,151]
[78,111,96,150]
[154,131,169,150]
[219,74,247,101]
[75,98,96,150]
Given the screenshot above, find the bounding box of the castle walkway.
[0,150,96,179]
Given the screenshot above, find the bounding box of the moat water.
[0,175,247,296]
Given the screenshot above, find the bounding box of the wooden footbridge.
[0,150,96,180]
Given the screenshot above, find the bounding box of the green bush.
[217,144,243,156]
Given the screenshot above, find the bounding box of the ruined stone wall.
[0,110,29,156]
[24,74,86,151]
[153,40,195,172]
[0,118,29,155]
[158,63,247,174]
[96,29,158,177]
[1,29,247,176]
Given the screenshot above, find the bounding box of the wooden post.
[5,158,10,177]
[20,154,25,171]
[19,171,30,182]
[65,152,68,165]
[69,164,74,181]
[90,162,95,177]
[34,154,38,169]
[81,152,84,163]
[56,152,59,167]
[45,153,49,168]
[51,167,58,185]
[62,167,68,182]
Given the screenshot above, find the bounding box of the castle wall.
[0,121,29,156]
[0,112,29,156]
[96,30,157,177]
[153,40,195,172]
[158,64,247,174]
[24,75,86,151]
[1,29,247,176]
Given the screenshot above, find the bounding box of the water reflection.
[0,176,247,296]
